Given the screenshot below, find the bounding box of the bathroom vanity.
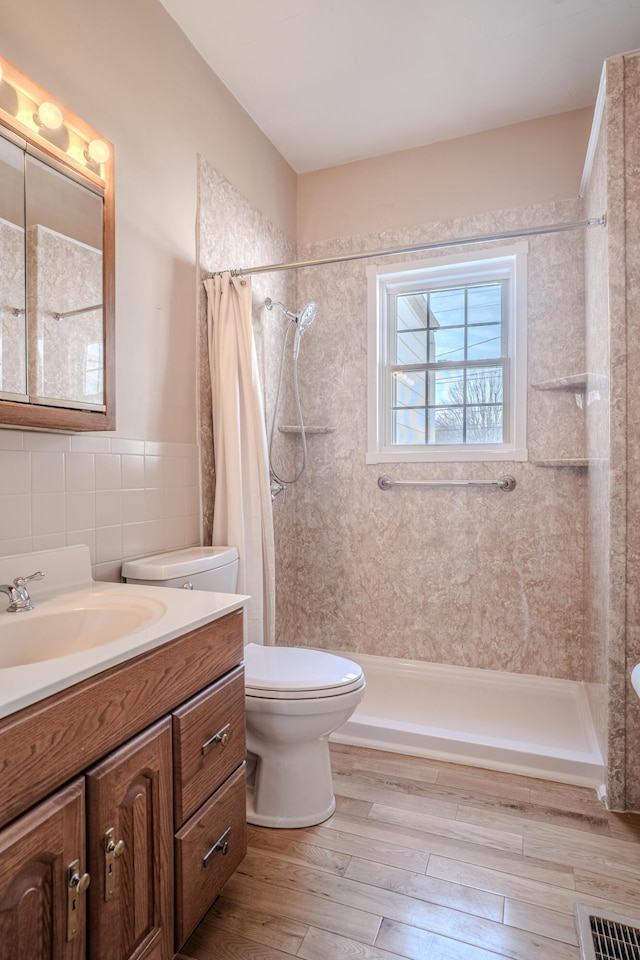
[0,557,248,960]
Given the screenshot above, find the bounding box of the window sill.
[366,447,529,464]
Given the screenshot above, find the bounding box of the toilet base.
[244,680,366,829]
[245,733,339,829]
[246,784,336,828]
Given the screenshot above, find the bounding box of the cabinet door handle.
[67,859,90,941]
[203,827,231,867]
[104,827,126,901]
[201,723,232,755]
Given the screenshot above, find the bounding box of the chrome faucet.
[0,571,45,612]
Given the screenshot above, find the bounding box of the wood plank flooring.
[178,743,640,960]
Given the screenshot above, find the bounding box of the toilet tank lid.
[122,546,238,581]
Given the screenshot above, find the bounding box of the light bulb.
[86,139,110,164]
[35,102,63,130]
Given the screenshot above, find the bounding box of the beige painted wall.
[297,108,593,244]
[0,0,296,444]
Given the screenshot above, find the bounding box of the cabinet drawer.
[172,666,245,827]
[174,763,247,948]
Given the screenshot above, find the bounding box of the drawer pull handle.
[202,723,232,755]
[104,828,126,901]
[203,827,231,867]
[67,859,90,941]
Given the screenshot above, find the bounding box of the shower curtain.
[204,272,275,646]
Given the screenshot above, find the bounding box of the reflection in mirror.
[0,134,26,400]
[26,154,104,409]
[0,54,114,432]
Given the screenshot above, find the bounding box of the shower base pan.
[331,651,604,788]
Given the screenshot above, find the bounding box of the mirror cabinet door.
[0,54,114,432]
[0,134,27,402]
[25,154,105,411]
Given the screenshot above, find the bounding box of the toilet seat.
[244,644,365,700]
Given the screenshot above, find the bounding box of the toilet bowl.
[244,643,365,827]
[122,547,365,828]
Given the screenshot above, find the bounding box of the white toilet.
[122,546,365,829]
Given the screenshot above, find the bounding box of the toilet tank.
[122,546,239,592]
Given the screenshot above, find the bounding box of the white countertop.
[0,546,248,719]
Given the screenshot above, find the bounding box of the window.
[367,244,528,463]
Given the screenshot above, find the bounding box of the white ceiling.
[158,0,640,173]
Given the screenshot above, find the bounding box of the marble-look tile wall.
[286,200,587,679]
[620,53,640,811]
[0,429,200,581]
[196,159,298,640]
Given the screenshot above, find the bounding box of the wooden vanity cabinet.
[0,778,86,960]
[0,609,247,960]
[86,719,174,960]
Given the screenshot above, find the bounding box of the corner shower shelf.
[531,373,588,392]
[278,425,335,435]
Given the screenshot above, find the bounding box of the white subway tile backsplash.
[0,537,32,557]
[184,457,200,486]
[122,522,146,559]
[165,457,185,488]
[145,488,166,522]
[95,453,121,490]
[166,487,186,519]
[65,453,95,491]
[166,516,185,549]
[184,486,200,516]
[32,532,67,551]
[32,492,66,535]
[0,430,23,450]
[0,432,201,565]
[144,455,165,488]
[0,493,32,541]
[121,455,145,489]
[32,452,65,493]
[122,489,146,525]
[96,524,122,564]
[0,451,30,495]
[66,529,96,563]
[23,433,71,452]
[66,491,95,531]
[184,514,201,546]
[145,519,168,553]
[70,436,111,454]
[2,495,32,541]
[96,490,122,527]
[111,438,145,455]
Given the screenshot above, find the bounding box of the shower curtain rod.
[209,215,606,278]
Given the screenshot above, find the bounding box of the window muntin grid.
[390,281,507,446]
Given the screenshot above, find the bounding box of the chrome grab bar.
[378,475,516,492]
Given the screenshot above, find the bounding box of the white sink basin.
[0,595,166,668]
[632,664,640,699]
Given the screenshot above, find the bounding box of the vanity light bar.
[0,54,113,187]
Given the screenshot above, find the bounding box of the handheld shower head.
[265,298,317,358]
[298,301,317,334]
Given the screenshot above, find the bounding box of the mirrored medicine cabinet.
[0,56,114,431]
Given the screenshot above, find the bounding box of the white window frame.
[366,243,528,463]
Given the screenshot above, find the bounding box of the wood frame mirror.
[0,56,114,431]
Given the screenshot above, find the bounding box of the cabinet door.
[86,718,173,960]
[0,778,86,960]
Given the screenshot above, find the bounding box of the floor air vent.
[575,905,640,960]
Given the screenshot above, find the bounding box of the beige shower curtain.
[204,272,275,646]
